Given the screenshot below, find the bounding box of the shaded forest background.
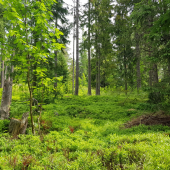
[0,0,169,122]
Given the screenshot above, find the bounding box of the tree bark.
[149,67,153,87]
[54,50,57,88]
[1,46,4,88]
[72,4,75,95]
[135,32,141,91]
[167,59,170,84]
[9,112,29,137]
[88,0,91,95]
[32,63,37,92]
[124,54,127,95]
[152,63,158,85]
[1,59,4,88]
[0,79,13,120]
[54,18,58,89]
[75,0,79,95]
[95,46,100,95]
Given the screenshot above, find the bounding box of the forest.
[0,0,170,169]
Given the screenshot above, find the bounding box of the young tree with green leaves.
[0,0,64,134]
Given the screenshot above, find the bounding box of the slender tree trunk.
[72,2,75,95]
[135,32,141,91]
[95,43,100,95]
[75,0,79,95]
[168,59,170,84]
[149,64,158,86]
[54,18,58,89]
[1,57,4,88]
[96,58,99,95]
[124,54,127,95]
[32,63,37,91]
[88,0,91,95]
[54,50,57,88]
[152,64,158,85]
[97,49,100,95]
[25,1,34,134]
[149,67,153,87]
[72,35,75,95]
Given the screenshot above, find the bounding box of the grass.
[0,86,170,169]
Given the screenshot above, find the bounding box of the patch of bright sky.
[63,0,88,57]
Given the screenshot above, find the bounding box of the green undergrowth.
[1,92,170,169]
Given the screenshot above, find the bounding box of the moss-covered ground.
[0,88,170,169]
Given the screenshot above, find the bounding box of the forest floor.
[125,110,170,128]
[1,89,170,169]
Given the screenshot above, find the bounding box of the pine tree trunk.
[124,55,127,95]
[149,67,153,87]
[88,0,91,95]
[167,59,170,84]
[72,33,75,95]
[135,32,141,91]
[149,64,158,86]
[72,3,75,95]
[75,0,79,95]
[152,64,158,85]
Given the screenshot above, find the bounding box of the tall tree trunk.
[95,44,100,95]
[32,63,37,92]
[1,57,4,88]
[54,50,57,88]
[72,33,75,95]
[97,49,100,95]
[88,0,91,95]
[135,32,141,91]
[152,64,158,85]
[149,64,158,86]
[149,66,153,87]
[72,3,75,95]
[124,54,127,95]
[54,18,58,89]
[168,59,170,84]
[75,0,79,95]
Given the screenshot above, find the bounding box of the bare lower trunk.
[0,79,13,120]
[152,64,158,85]
[168,59,170,84]
[96,60,98,95]
[135,33,141,91]
[149,66,152,87]
[88,0,91,95]
[149,64,158,86]
[88,48,91,95]
[96,48,100,95]
[72,24,75,95]
[75,0,79,95]
[124,55,127,95]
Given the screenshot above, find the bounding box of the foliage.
[1,89,170,169]
[0,119,9,133]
